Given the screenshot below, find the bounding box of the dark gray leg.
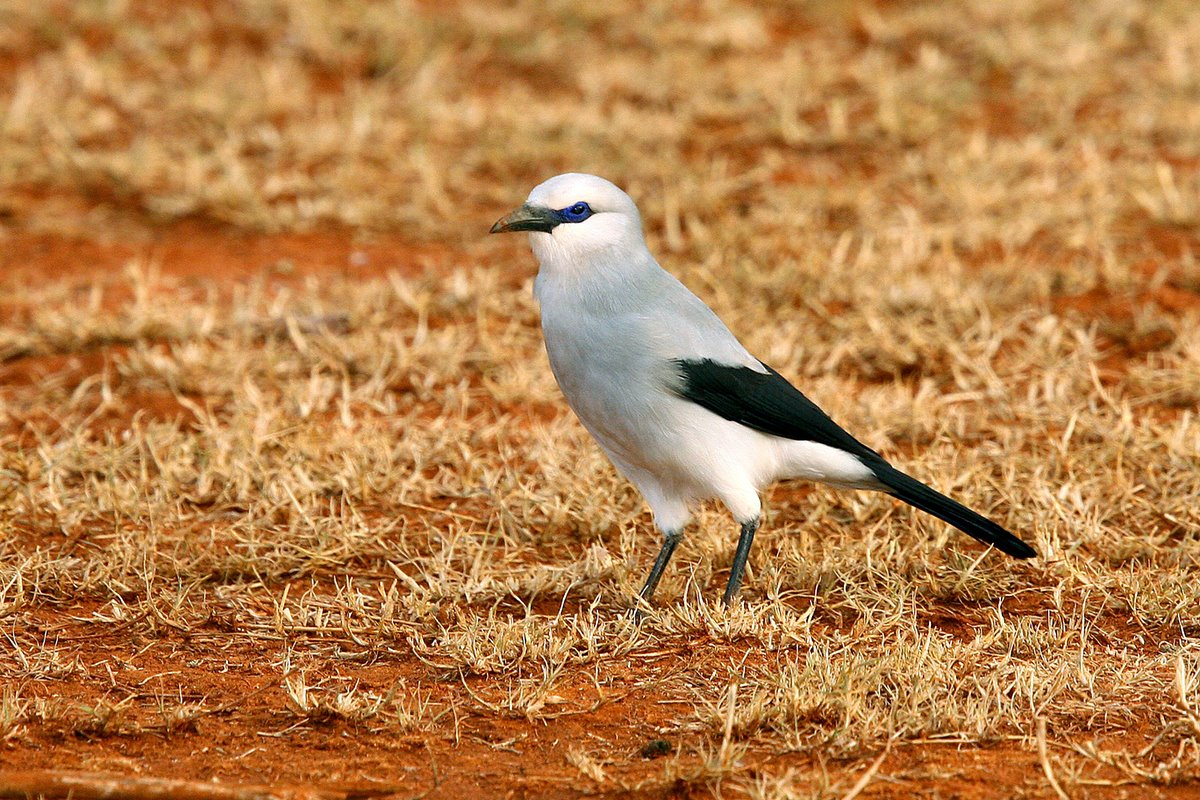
[638,529,683,604]
[722,518,759,606]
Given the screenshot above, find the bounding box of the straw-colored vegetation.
[1,0,1199,797]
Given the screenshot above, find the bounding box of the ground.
[2,1,1200,798]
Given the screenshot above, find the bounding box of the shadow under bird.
[490,173,1036,609]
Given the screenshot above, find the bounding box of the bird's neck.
[533,246,663,312]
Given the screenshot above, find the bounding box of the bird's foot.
[627,597,654,625]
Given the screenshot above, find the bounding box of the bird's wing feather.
[671,358,1037,559]
[670,358,883,465]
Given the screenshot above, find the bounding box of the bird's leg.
[722,517,759,606]
[638,529,683,605]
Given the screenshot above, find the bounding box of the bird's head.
[490,173,645,266]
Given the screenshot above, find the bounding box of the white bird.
[490,173,1035,608]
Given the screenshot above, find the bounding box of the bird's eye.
[559,201,593,222]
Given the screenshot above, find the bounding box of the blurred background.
[2,0,1197,265]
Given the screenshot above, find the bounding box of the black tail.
[872,464,1036,559]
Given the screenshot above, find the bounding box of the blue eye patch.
[557,202,594,223]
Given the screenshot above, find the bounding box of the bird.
[490,173,1035,609]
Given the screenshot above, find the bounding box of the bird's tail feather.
[871,464,1036,559]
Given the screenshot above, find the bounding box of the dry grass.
[1,0,1200,797]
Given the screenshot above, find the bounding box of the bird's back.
[535,254,757,373]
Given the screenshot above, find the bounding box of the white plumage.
[491,173,1034,608]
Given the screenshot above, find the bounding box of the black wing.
[671,358,885,467]
[670,357,1037,559]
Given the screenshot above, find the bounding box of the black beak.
[490,204,561,234]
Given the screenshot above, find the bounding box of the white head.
[490,173,647,270]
